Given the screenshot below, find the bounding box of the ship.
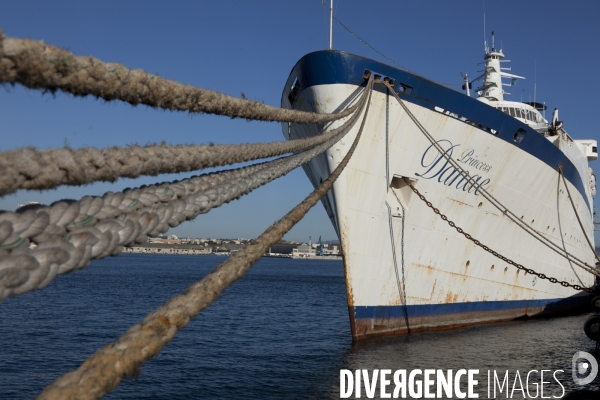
[281,33,599,339]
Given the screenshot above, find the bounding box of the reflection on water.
[325,316,600,398]
[0,254,598,399]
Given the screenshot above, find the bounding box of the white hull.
[282,52,596,339]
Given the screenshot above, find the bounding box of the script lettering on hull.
[415,140,492,195]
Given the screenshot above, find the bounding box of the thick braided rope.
[0,30,358,123]
[0,79,370,196]
[0,141,340,301]
[0,79,372,302]
[37,81,372,400]
[0,80,371,250]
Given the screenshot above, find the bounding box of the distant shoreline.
[122,246,343,261]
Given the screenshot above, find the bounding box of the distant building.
[293,244,316,258]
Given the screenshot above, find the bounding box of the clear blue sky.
[1,1,599,243]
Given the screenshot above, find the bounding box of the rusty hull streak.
[349,257,574,340]
[449,198,473,208]
[340,220,354,307]
[351,297,592,340]
[413,262,539,297]
[444,292,460,303]
[339,221,359,337]
[429,279,437,299]
[351,309,542,340]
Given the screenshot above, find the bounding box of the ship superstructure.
[281,36,598,339]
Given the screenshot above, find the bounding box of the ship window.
[516,109,522,119]
[509,108,515,117]
[514,128,526,144]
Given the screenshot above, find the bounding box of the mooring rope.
[0,30,359,123]
[0,75,371,196]
[382,81,600,277]
[559,165,600,265]
[0,78,373,302]
[36,80,373,400]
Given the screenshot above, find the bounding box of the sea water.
[0,254,599,399]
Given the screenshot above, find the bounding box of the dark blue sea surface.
[1,254,599,399]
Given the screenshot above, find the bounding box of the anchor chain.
[383,80,599,276]
[403,178,596,293]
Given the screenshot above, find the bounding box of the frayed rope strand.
[0,79,371,196]
[36,82,373,400]
[0,30,357,123]
[0,80,373,303]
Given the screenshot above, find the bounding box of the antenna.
[543,101,546,119]
[483,2,488,53]
[534,59,537,104]
[329,0,333,50]
[492,31,495,50]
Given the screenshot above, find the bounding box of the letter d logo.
[572,351,598,385]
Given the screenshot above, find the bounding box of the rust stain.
[339,227,354,307]
[414,263,435,271]
[450,198,473,208]
[444,291,459,303]
[430,279,437,299]
[350,302,560,339]
[391,296,404,306]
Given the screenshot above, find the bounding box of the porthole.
[514,128,526,144]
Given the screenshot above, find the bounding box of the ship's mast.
[329,0,333,50]
[474,31,525,102]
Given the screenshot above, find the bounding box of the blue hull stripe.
[283,50,591,213]
[354,296,590,319]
